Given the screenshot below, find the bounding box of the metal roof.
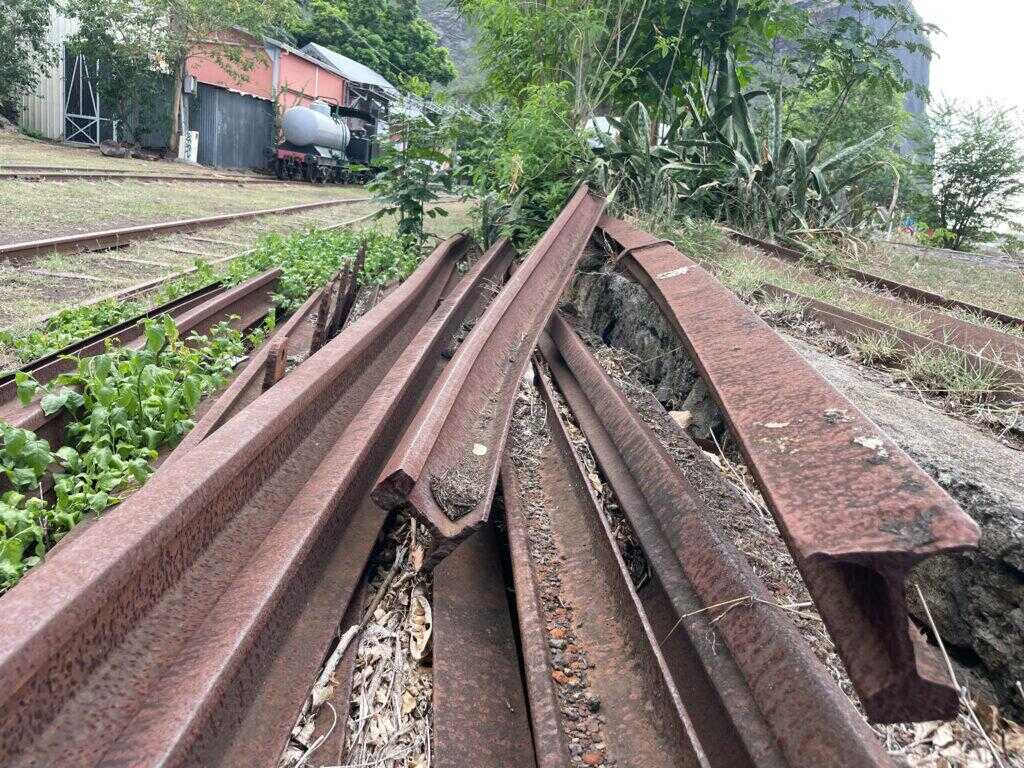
[300,43,399,98]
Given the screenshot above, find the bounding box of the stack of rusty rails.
[0,268,280,457]
[727,229,1024,331]
[0,197,371,264]
[601,215,981,724]
[538,317,890,766]
[0,232,535,766]
[169,246,368,461]
[372,184,607,561]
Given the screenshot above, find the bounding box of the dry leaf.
[409,590,433,661]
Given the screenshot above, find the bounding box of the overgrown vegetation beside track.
[0,224,418,593]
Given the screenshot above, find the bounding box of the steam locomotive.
[272,100,381,184]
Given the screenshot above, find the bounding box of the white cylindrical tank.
[281,100,351,151]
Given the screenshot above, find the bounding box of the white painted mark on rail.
[657,266,689,280]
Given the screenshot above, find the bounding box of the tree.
[369,115,452,247]
[913,101,1024,251]
[0,0,57,122]
[65,0,298,153]
[290,0,457,87]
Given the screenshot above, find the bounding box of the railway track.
[728,229,1024,330]
[0,196,371,263]
[0,168,288,184]
[0,191,987,767]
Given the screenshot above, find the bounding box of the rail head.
[600,215,979,723]
[372,186,606,555]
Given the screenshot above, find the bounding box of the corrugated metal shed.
[18,10,79,139]
[190,83,274,169]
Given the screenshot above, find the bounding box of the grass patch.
[902,348,1005,403]
[861,242,1024,319]
[755,295,807,327]
[854,332,905,367]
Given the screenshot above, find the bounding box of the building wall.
[187,32,347,110]
[18,9,79,140]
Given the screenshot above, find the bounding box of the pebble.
[551,669,570,685]
[582,751,605,766]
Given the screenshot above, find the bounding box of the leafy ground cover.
[0,224,421,593]
[1,316,246,592]
[0,261,217,368]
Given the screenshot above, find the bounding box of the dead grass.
[0,178,366,243]
[861,241,1024,320]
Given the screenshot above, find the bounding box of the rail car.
[271,100,381,184]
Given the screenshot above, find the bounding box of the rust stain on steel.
[432,522,538,768]
[760,283,1023,394]
[329,243,367,337]
[499,456,573,768]
[727,228,1024,330]
[0,235,471,766]
[262,337,289,392]
[0,197,370,263]
[539,316,891,767]
[605,215,980,723]
[525,373,712,768]
[372,185,605,556]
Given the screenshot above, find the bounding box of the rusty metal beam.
[602,215,980,723]
[0,234,476,766]
[511,375,711,768]
[539,315,891,766]
[499,456,573,768]
[433,522,538,768]
[372,186,605,559]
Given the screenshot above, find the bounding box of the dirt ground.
[0,131,247,175]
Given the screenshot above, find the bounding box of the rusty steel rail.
[727,229,1024,330]
[0,234,486,766]
[0,197,370,263]
[433,522,539,767]
[500,455,574,768]
[0,268,280,458]
[509,376,713,767]
[372,185,605,558]
[603,215,980,723]
[539,316,890,766]
[759,283,1024,394]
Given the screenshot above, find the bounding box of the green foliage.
[492,83,590,246]
[228,227,414,310]
[0,0,58,121]
[0,260,217,369]
[911,101,1024,251]
[369,116,452,247]
[1,316,246,593]
[290,0,456,86]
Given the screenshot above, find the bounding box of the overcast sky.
[915,1,1024,111]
